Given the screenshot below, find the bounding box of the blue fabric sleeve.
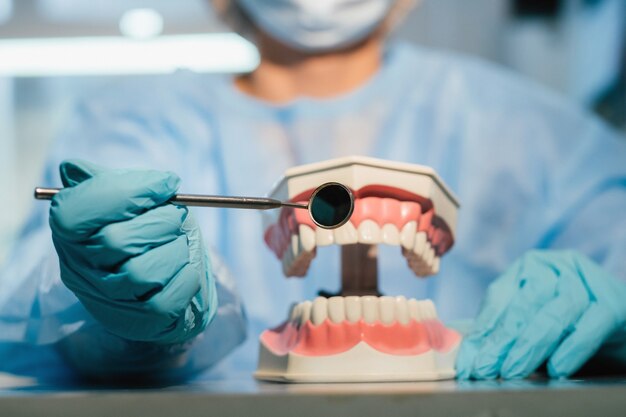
[54,247,246,382]
[454,54,626,281]
[534,106,626,281]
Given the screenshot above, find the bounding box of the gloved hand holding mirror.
[46,160,217,345]
[36,159,354,345]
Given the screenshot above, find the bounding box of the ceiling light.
[119,8,164,40]
[0,34,259,77]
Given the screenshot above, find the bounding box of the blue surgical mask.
[237,0,395,52]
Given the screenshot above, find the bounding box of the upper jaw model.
[257,156,462,383]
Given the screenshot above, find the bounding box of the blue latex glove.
[49,160,217,345]
[456,250,626,379]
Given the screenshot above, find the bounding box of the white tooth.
[328,297,345,323]
[413,232,427,256]
[345,296,361,323]
[419,299,437,320]
[418,252,428,266]
[291,234,300,257]
[300,300,312,325]
[408,299,421,322]
[395,296,410,324]
[334,221,358,245]
[381,224,400,245]
[316,227,335,246]
[361,296,379,323]
[311,297,328,325]
[425,244,435,267]
[358,220,381,244]
[400,221,417,250]
[300,225,316,252]
[379,296,395,324]
[427,299,438,318]
[432,257,440,274]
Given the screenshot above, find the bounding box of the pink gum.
[261,318,461,357]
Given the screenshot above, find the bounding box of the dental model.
[257,156,462,382]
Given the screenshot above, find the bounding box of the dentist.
[0,0,625,382]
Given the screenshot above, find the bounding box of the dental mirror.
[34,182,355,230]
[307,182,354,229]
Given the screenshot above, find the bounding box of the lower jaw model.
[256,157,462,383]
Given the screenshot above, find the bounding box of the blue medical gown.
[1,42,625,381]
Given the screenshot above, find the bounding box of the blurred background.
[0,0,624,263]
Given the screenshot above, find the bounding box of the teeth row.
[289,296,438,326]
[400,222,440,277]
[282,223,440,277]
[310,221,408,247]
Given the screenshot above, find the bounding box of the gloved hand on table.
[49,160,216,345]
[456,250,626,379]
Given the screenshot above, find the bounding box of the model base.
[255,340,459,383]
